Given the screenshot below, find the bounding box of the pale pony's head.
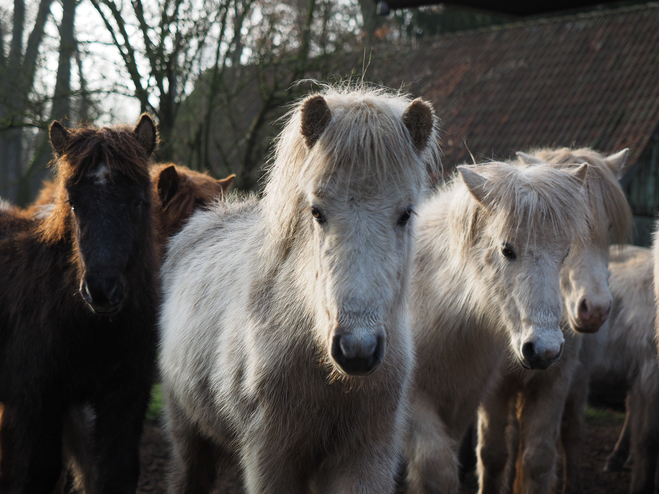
[454,162,588,369]
[518,148,633,333]
[261,87,440,377]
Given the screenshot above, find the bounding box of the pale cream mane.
[528,147,632,247]
[445,162,590,256]
[259,85,442,264]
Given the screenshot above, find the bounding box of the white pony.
[159,87,440,493]
[476,148,632,494]
[561,245,657,494]
[402,160,589,493]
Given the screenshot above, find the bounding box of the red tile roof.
[359,4,659,169]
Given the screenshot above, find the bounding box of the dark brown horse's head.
[44,115,158,315]
[152,163,234,237]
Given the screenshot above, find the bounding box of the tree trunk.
[17,0,76,206]
[0,0,54,201]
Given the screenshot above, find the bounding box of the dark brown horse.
[0,115,159,494]
[151,163,234,237]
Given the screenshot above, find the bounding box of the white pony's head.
[454,162,589,369]
[517,148,633,333]
[261,87,440,377]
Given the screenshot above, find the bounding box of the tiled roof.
[358,4,659,170]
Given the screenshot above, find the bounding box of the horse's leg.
[0,403,64,494]
[513,371,570,494]
[165,401,223,494]
[477,380,515,494]
[62,404,98,493]
[404,394,459,494]
[240,422,308,494]
[91,382,151,494]
[314,434,400,494]
[560,365,588,494]
[629,369,659,494]
[604,394,632,472]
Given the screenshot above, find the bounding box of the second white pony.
[403,160,589,493]
[159,87,440,493]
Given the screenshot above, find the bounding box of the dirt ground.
[136,409,631,494]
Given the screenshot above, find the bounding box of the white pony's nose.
[331,329,386,376]
[520,335,564,370]
[575,297,611,333]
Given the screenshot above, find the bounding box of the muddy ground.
[135,408,630,494]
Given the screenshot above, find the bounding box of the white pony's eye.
[397,205,414,227]
[311,205,325,224]
[501,243,516,260]
[562,247,571,263]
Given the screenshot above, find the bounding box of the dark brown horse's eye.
[501,243,516,260]
[311,205,325,224]
[398,206,414,227]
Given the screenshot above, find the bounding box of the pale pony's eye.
[501,243,516,260]
[397,205,414,227]
[311,205,325,224]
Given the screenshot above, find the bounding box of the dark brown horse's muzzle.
[80,275,126,315]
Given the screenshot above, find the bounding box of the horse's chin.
[566,310,606,334]
[569,319,603,334]
[83,300,123,316]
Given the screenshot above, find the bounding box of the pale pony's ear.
[603,148,629,179]
[458,166,492,208]
[217,174,235,194]
[134,113,158,156]
[300,95,332,149]
[50,121,69,156]
[515,151,545,165]
[570,163,589,184]
[402,98,434,153]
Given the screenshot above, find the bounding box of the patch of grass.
[146,382,164,421]
[585,405,626,425]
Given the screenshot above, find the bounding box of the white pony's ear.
[603,148,629,179]
[515,151,545,165]
[459,166,491,208]
[300,95,332,148]
[402,98,434,153]
[570,163,589,184]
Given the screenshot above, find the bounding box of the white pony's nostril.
[339,336,357,359]
[361,334,378,357]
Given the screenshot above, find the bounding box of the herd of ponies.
[0,85,657,494]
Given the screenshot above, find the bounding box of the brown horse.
[0,116,159,493]
[151,163,234,237]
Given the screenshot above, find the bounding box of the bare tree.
[89,0,229,161]
[174,0,362,189]
[0,0,55,200]
[15,0,79,205]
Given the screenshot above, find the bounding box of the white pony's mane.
[259,85,442,265]
[528,147,633,247]
[445,162,590,254]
